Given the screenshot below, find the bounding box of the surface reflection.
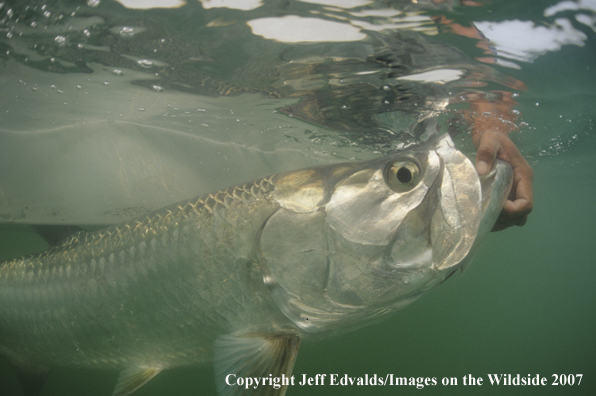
[0,0,532,225]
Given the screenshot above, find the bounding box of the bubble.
[103,81,109,85]
[535,102,539,107]
[30,21,37,28]
[138,107,145,111]
[119,27,135,37]
[43,10,51,18]
[83,29,91,37]
[76,84,82,89]
[112,69,123,76]
[382,85,391,91]
[87,0,101,7]
[138,59,153,68]
[512,92,520,98]
[152,85,164,92]
[54,35,66,46]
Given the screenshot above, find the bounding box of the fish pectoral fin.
[9,362,51,396]
[214,333,301,396]
[112,367,162,396]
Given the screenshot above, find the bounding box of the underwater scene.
[0,0,595,395]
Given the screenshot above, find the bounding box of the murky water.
[1,0,595,395]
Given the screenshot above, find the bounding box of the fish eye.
[386,160,420,192]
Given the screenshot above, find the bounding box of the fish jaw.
[458,159,513,273]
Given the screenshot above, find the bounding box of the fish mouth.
[457,159,513,272]
[478,159,514,236]
[422,133,512,272]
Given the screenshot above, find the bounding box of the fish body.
[0,134,512,396]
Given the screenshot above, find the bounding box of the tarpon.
[0,133,512,396]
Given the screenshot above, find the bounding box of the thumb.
[475,131,501,175]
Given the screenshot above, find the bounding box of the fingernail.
[476,160,489,175]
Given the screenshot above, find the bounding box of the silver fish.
[0,134,512,396]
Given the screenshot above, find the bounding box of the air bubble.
[138,59,153,68]
[152,85,164,92]
[119,27,134,37]
[87,0,100,7]
[54,35,66,46]
[112,69,123,76]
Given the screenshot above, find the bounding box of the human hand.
[473,130,534,231]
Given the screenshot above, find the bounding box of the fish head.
[260,133,512,333]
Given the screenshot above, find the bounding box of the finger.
[475,132,501,175]
[504,155,534,217]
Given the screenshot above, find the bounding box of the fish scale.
[0,176,285,371]
[0,134,513,396]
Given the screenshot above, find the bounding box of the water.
[0,0,595,395]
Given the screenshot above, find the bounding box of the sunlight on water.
[0,0,595,395]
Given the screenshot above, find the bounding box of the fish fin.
[29,224,84,246]
[9,362,51,396]
[214,333,301,396]
[112,367,162,396]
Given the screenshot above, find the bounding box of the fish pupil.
[396,167,412,183]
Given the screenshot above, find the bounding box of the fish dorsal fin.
[30,224,85,246]
[214,333,301,396]
[9,363,51,396]
[112,367,162,396]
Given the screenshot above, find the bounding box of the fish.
[0,133,512,396]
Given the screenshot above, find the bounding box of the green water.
[1,0,595,395]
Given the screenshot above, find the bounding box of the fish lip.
[479,159,513,220]
[456,159,513,272]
